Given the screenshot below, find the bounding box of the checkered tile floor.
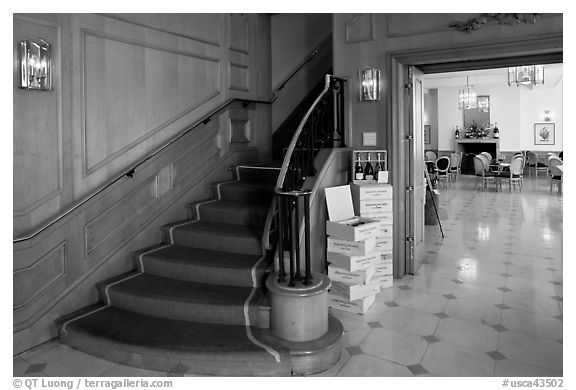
[13,175,563,377]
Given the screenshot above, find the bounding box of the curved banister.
[264,74,345,285]
[261,74,333,251]
[14,98,271,244]
[275,74,333,192]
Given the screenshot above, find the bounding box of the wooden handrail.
[266,74,345,285]
[271,35,332,102]
[14,98,271,244]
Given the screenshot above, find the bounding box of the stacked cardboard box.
[325,185,382,314]
[351,182,394,289]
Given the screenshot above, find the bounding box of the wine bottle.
[374,152,382,180]
[493,122,499,139]
[364,153,374,180]
[354,153,364,180]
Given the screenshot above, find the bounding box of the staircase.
[57,163,342,376]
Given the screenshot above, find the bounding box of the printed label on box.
[374,236,393,251]
[362,211,393,223]
[331,280,381,301]
[328,265,376,285]
[328,293,376,315]
[327,251,380,272]
[374,259,393,276]
[376,251,393,261]
[373,274,393,289]
[378,225,393,237]
[358,199,393,213]
[351,183,393,200]
[327,236,375,256]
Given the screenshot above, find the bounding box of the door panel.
[406,66,425,274]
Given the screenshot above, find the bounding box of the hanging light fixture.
[507,65,544,87]
[458,76,477,110]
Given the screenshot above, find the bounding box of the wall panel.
[13,242,67,310]
[82,30,221,174]
[13,16,62,221]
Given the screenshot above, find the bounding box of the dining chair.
[497,155,524,192]
[548,156,563,188]
[477,153,491,172]
[449,153,460,181]
[526,151,548,177]
[425,151,437,161]
[549,165,563,194]
[435,156,450,188]
[473,156,497,191]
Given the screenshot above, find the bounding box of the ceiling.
[423,63,563,90]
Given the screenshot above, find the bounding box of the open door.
[405,66,425,274]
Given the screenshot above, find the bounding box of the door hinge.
[404,82,413,90]
[405,135,414,141]
[406,236,415,261]
[406,186,414,192]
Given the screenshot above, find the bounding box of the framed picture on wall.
[424,125,431,144]
[534,123,555,145]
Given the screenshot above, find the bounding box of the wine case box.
[351,182,393,201]
[327,236,375,256]
[378,224,393,237]
[377,251,393,262]
[325,185,382,242]
[327,251,380,272]
[354,198,393,214]
[331,280,381,301]
[328,265,376,285]
[374,236,393,252]
[328,293,376,315]
[362,211,393,224]
[371,274,393,289]
[374,258,393,276]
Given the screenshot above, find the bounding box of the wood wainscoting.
[13,104,262,355]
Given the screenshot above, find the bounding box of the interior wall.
[271,14,332,88]
[13,13,272,354]
[332,13,562,150]
[270,14,332,133]
[14,13,272,237]
[435,82,562,153]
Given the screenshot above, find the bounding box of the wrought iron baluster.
[273,74,347,287]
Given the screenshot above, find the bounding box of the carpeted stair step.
[98,272,262,326]
[216,181,276,204]
[58,305,293,376]
[132,244,268,287]
[234,165,281,185]
[187,199,268,227]
[164,220,262,255]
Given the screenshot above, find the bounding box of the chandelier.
[458,76,477,110]
[507,65,544,86]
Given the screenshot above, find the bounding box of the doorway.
[388,40,562,278]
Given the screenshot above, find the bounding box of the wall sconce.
[18,38,53,91]
[544,110,551,122]
[359,67,380,101]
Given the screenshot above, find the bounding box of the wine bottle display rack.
[352,150,388,184]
